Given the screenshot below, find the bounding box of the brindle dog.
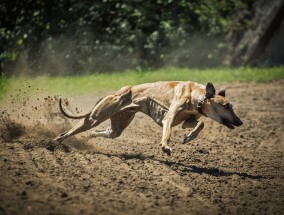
[54,82,243,155]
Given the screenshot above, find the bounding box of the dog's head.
[203,82,243,129]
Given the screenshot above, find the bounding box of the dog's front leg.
[161,99,186,155]
[182,120,204,144]
[161,115,175,155]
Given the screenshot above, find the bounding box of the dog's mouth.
[221,119,235,129]
[221,117,243,129]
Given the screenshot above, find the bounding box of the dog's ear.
[205,82,216,99]
[217,87,226,97]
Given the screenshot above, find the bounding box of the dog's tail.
[59,98,91,119]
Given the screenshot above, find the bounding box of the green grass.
[1,67,283,99]
[0,75,11,100]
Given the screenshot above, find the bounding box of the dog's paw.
[162,145,172,156]
[183,135,192,144]
[183,133,196,144]
[53,136,63,144]
[54,133,65,143]
[53,137,61,143]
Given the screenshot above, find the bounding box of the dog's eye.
[224,104,230,109]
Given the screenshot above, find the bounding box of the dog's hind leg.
[54,105,122,143]
[54,116,94,142]
[182,117,204,144]
[54,86,134,142]
[54,102,118,142]
[92,110,135,139]
[88,86,134,123]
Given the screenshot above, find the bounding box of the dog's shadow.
[93,151,264,180]
[161,160,263,179]
[62,139,263,180]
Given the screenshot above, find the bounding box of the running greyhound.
[54,81,243,155]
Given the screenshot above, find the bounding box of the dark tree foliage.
[0,0,254,75]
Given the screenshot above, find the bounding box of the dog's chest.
[139,97,194,127]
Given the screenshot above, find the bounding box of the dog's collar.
[197,96,207,117]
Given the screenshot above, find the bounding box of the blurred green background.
[0,0,255,76]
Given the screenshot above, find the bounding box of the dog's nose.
[234,117,243,126]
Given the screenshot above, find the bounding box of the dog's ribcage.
[141,97,168,126]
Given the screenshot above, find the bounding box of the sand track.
[0,81,284,215]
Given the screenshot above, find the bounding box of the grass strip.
[1,67,283,99]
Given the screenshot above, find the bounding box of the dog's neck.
[191,89,207,117]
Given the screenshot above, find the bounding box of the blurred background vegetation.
[0,0,255,76]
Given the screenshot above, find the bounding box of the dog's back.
[131,81,182,106]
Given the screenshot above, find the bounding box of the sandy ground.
[0,80,284,215]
